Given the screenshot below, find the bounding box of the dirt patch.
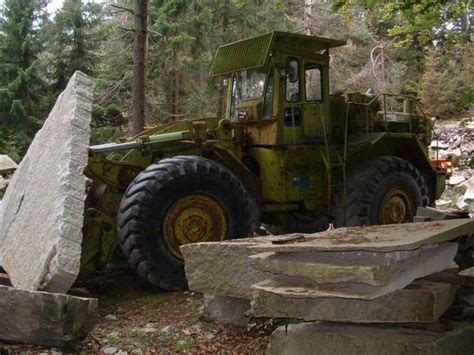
[0,263,268,353]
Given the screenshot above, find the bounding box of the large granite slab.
[252,280,455,323]
[268,322,474,355]
[250,219,474,253]
[251,245,436,286]
[0,285,97,347]
[254,243,457,300]
[0,72,95,293]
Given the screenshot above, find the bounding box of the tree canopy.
[0,0,471,160]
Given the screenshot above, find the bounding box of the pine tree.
[46,0,102,92]
[0,0,48,157]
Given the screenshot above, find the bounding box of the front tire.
[332,156,429,227]
[117,156,259,290]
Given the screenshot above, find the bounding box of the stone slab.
[416,207,451,220]
[0,155,17,173]
[0,72,95,293]
[0,285,97,347]
[252,280,455,323]
[254,243,457,300]
[181,238,277,299]
[459,267,474,278]
[250,219,474,253]
[203,294,251,327]
[250,245,438,286]
[268,322,474,355]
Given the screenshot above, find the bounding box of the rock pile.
[182,219,474,354]
[430,117,473,169]
[431,117,474,215]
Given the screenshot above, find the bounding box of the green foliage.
[44,0,103,91]
[0,0,49,157]
[420,46,474,116]
[333,0,472,47]
[0,0,471,161]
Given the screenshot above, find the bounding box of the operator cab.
[210,31,346,146]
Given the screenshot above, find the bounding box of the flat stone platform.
[250,219,474,253]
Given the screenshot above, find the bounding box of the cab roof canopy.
[210,31,346,76]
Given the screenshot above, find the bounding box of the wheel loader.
[82,31,451,290]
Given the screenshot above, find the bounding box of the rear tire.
[117,156,259,291]
[332,156,429,227]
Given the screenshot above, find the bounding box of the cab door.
[281,56,304,145]
[301,61,325,142]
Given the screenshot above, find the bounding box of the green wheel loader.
[82,31,450,290]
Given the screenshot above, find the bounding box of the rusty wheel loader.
[81,32,451,290]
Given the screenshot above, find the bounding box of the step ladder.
[319,105,349,224]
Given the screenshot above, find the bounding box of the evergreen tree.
[0,0,49,157]
[45,0,102,92]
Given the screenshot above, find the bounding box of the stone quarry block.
[250,219,474,253]
[252,280,455,323]
[459,267,474,278]
[416,207,451,220]
[203,294,251,327]
[250,245,441,286]
[254,243,457,300]
[268,322,474,355]
[181,237,277,299]
[0,155,17,173]
[0,285,97,347]
[0,72,95,293]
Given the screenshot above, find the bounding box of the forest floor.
[0,263,269,354]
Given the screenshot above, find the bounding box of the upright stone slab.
[0,285,97,347]
[268,322,474,355]
[0,72,95,293]
[252,280,456,323]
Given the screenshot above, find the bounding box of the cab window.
[230,67,269,120]
[305,63,323,101]
[286,58,300,103]
[263,69,274,119]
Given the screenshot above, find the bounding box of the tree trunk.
[303,0,313,35]
[131,0,148,135]
[216,0,229,118]
[170,50,180,121]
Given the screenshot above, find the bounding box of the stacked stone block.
[182,219,474,354]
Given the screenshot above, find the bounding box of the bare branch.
[110,3,134,15]
[118,26,135,32]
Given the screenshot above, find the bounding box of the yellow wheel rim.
[163,194,228,259]
[378,187,415,224]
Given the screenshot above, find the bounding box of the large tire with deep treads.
[332,156,429,227]
[117,156,259,291]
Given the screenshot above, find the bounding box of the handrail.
[344,92,439,159]
[345,92,437,136]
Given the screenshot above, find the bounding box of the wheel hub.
[163,194,228,259]
[379,187,414,224]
